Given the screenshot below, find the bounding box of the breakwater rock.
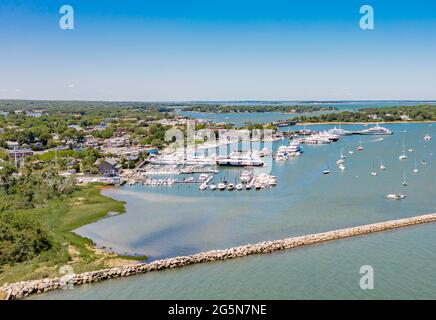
[2,212,436,300]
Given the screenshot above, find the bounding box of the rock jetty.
[2,212,436,300]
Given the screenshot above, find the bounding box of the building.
[84,135,100,148]
[104,136,129,148]
[6,141,19,149]
[8,148,34,161]
[98,159,121,176]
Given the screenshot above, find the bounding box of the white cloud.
[66,84,75,88]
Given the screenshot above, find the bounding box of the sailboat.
[357,137,364,151]
[323,163,331,175]
[340,147,346,159]
[402,171,408,186]
[413,159,419,173]
[399,142,407,160]
[380,158,386,170]
[371,161,377,176]
[338,163,345,171]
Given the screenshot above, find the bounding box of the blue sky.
[0,0,436,101]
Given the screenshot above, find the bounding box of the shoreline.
[295,120,436,126]
[0,185,145,287]
[3,212,436,300]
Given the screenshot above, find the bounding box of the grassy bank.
[0,184,145,285]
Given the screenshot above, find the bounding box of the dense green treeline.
[182,104,337,113]
[294,105,436,123]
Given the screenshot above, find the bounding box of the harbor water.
[36,120,436,299]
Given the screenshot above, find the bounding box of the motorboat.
[217,182,226,191]
[386,194,407,200]
[199,183,208,191]
[424,134,432,141]
[240,171,253,183]
[209,184,217,191]
[227,183,235,191]
[236,183,243,191]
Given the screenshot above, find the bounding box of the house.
[400,114,411,121]
[6,141,19,149]
[84,135,100,148]
[68,124,83,131]
[104,136,129,148]
[98,158,121,177]
[8,148,34,161]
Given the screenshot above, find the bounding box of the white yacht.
[327,126,352,136]
[359,124,393,135]
[217,182,226,191]
[424,134,432,141]
[240,171,253,183]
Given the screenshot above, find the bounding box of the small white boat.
[399,142,407,160]
[424,134,432,141]
[336,159,345,165]
[209,184,217,191]
[218,182,226,191]
[338,164,345,171]
[323,169,331,175]
[357,137,364,151]
[413,159,419,173]
[348,150,354,155]
[402,172,408,186]
[380,164,386,170]
[340,147,346,159]
[199,183,208,191]
[386,194,407,200]
[236,183,243,191]
[227,183,235,191]
[421,160,427,165]
[371,161,377,176]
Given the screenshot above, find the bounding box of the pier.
[3,212,436,299]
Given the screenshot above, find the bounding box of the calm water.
[33,222,436,299]
[40,120,436,299]
[178,101,436,127]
